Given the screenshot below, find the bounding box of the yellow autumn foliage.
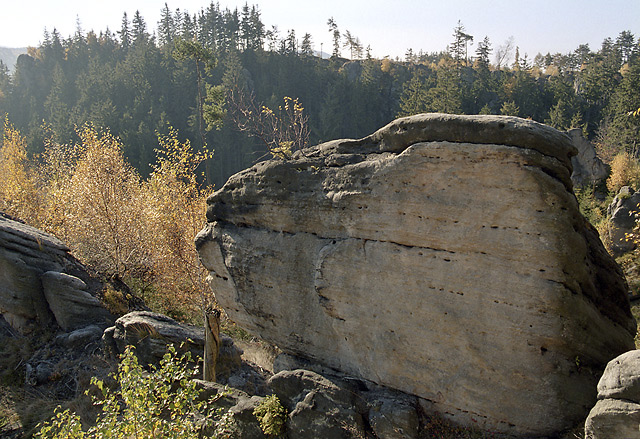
[0,123,212,322]
[607,152,640,194]
[0,118,43,225]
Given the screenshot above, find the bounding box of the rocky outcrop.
[0,213,115,332]
[102,311,242,379]
[197,366,423,439]
[585,350,640,438]
[42,271,113,330]
[568,128,608,187]
[196,113,636,437]
[607,186,640,256]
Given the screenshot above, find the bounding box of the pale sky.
[1,0,639,61]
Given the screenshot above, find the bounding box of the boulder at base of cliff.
[196,113,636,437]
[585,349,640,438]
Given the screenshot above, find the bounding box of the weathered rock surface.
[198,364,432,439]
[607,186,640,256]
[585,350,640,438]
[196,113,636,437]
[268,369,366,439]
[56,324,105,349]
[365,389,420,439]
[42,271,113,330]
[196,380,266,439]
[568,128,607,187]
[272,349,422,438]
[0,213,115,332]
[103,311,242,378]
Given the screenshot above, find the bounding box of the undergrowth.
[253,394,287,437]
[0,324,106,438]
[34,345,230,439]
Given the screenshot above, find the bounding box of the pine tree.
[615,30,635,64]
[327,17,340,58]
[449,21,473,68]
[475,36,492,70]
[300,33,313,57]
[132,11,148,45]
[605,58,640,152]
[427,62,462,114]
[249,6,265,50]
[343,30,363,60]
[119,12,131,49]
[284,29,296,55]
[398,70,429,117]
[158,3,175,47]
[240,3,252,51]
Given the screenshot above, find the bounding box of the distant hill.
[0,47,28,72]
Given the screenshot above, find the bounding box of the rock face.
[196,113,636,437]
[568,128,607,187]
[585,350,640,438]
[607,186,640,256]
[0,213,115,332]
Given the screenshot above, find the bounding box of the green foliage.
[500,101,520,116]
[604,61,640,152]
[397,70,430,117]
[478,104,492,115]
[173,38,216,70]
[575,185,611,230]
[253,394,287,437]
[35,345,222,439]
[449,21,474,68]
[204,84,226,131]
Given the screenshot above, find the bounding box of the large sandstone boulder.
[585,350,640,438]
[196,113,636,437]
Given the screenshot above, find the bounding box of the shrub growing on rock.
[253,394,287,437]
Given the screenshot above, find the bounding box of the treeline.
[0,3,638,187]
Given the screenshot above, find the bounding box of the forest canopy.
[0,3,638,187]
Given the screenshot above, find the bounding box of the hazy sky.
[1,0,639,61]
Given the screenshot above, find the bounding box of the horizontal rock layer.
[196,114,636,437]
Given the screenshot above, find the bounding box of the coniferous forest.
[0,3,638,188]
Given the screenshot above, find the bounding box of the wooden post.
[203,308,221,382]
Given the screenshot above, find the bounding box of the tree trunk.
[203,308,221,381]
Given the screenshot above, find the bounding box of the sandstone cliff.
[196,113,636,437]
